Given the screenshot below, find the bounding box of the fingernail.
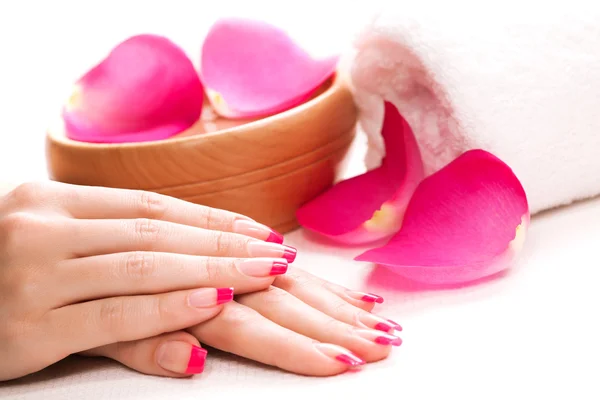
[216,287,234,304]
[282,246,297,263]
[266,230,285,244]
[236,258,288,277]
[355,329,402,347]
[358,313,398,333]
[188,287,234,308]
[314,343,365,368]
[387,319,403,332]
[156,342,207,375]
[347,291,384,304]
[233,220,284,244]
[247,242,298,263]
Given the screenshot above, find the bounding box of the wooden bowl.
[46,74,358,233]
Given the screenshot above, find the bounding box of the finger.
[188,302,365,376]
[278,268,380,312]
[287,268,382,311]
[59,218,297,260]
[81,331,207,377]
[237,287,399,363]
[57,253,287,305]
[273,268,402,333]
[48,287,234,355]
[50,184,284,243]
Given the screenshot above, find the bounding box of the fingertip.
[310,343,366,376]
[343,291,383,311]
[156,340,207,376]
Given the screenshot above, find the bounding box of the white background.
[1,1,599,399]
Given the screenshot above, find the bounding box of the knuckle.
[99,299,127,338]
[201,206,229,230]
[0,318,28,346]
[3,268,37,304]
[209,231,249,256]
[203,207,217,229]
[8,182,47,206]
[0,212,38,234]
[136,191,167,220]
[0,212,42,255]
[212,231,231,255]
[133,218,161,247]
[123,251,157,282]
[199,257,224,282]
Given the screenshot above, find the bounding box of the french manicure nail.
[314,343,365,367]
[156,342,207,375]
[355,329,402,347]
[282,246,297,263]
[233,219,284,244]
[247,241,298,263]
[358,313,398,333]
[236,258,288,277]
[188,287,233,308]
[387,319,403,331]
[347,291,384,304]
[216,287,234,304]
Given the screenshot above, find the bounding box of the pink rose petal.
[63,34,204,143]
[297,101,424,244]
[200,18,338,119]
[356,149,530,284]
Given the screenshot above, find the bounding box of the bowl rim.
[47,71,348,150]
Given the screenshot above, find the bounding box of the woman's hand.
[85,268,403,377]
[0,181,296,381]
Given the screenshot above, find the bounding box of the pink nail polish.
[355,329,402,346]
[186,346,208,374]
[375,336,402,346]
[266,230,284,244]
[387,319,403,331]
[336,353,366,367]
[216,287,234,305]
[188,288,233,308]
[282,246,297,263]
[156,342,207,375]
[233,220,283,244]
[248,241,298,263]
[270,261,288,275]
[314,343,365,368]
[347,291,384,304]
[358,313,397,333]
[236,258,288,277]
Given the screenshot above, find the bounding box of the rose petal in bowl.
[64,34,204,143]
[355,149,530,284]
[200,17,338,119]
[297,101,424,244]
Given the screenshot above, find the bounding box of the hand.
[84,268,403,377]
[0,181,296,381]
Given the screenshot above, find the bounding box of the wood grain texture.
[46,74,358,233]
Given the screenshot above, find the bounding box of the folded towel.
[348,2,600,214]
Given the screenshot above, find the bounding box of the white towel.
[347,1,600,214]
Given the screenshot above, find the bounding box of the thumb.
[80,331,207,377]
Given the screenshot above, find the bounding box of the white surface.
[1,1,600,399]
[350,0,600,214]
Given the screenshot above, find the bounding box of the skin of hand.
[0,181,403,381]
[0,181,295,381]
[85,266,403,378]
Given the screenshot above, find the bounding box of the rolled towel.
[348,1,600,215]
